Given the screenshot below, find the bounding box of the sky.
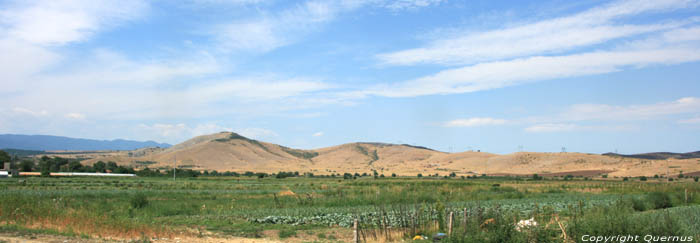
[1,0,699,154]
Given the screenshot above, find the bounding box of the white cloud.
[525,123,578,133]
[213,1,338,52]
[561,97,700,121]
[0,0,150,91]
[64,113,86,120]
[237,127,278,140]
[0,0,149,45]
[312,131,324,137]
[377,0,699,66]
[187,77,332,101]
[444,117,507,127]
[678,117,700,124]
[0,39,59,91]
[384,0,443,11]
[521,97,700,132]
[211,0,442,53]
[137,123,235,142]
[140,123,190,138]
[365,38,700,97]
[12,107,48,117]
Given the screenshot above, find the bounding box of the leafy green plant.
[130,193,149,209]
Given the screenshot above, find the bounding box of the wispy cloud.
[678,117,700,124]
[12,107,48,117]
[525,123,578,133]
[64,113,86,120]
[212,1,340,52]
[384,0,444,11]
[0,0,149,45]
[377,0,699,66]
[560,97,700,121]
[444,117,507,127]
[210,0,443,53]
[312,131,324,137]
[445,97,700,132]
[364,32,700,97]
[137,123,233,142]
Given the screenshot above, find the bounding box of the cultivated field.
[1,176,700,242]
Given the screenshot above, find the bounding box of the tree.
[19,160,35,172]
[417,173,422,178]
[39,159,52,177]
[0,150,10,165]
[106,161,118,172]
[391,173,396,177]
[93,161,106,173]
[68,160,83,172]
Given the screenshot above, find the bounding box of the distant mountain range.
[0,134,171,151]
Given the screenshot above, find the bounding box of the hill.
[602,151,700,160]
[64,132,700,177]
[0,134,171,151]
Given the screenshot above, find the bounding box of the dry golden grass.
[55,132,700,178]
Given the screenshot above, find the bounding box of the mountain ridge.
[0,134,171,151]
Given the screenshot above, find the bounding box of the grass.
[1,176,699,241]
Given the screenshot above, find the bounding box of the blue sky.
[1,0,699,154]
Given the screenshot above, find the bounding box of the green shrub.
[648,192,673,209]
[130,193,149,209]
[278,229,296,238]
[627,197,648,211]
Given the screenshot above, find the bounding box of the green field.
[1,176,699,242]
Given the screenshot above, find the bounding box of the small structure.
[1,162,10,178]
[49,172,135,177]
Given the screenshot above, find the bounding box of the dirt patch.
[277,190,296,196]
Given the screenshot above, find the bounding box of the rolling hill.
[68,131,700,177]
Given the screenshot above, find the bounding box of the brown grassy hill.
[308,142,445,175]
[76,132,700,177]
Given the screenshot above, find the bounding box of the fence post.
[353,218,359,243]
[685,188,688,204]
[463,208,468,231]
[448,212,454,235]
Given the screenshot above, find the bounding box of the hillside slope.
[76,132,700,177]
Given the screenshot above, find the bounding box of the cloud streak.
[444,118,507,127]
[365,32,700,97]
[377,0,699,66]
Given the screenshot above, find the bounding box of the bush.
[628,197,648,211]
[278,229,296,238]
[647,192,673,209]
[130,193,149,209]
